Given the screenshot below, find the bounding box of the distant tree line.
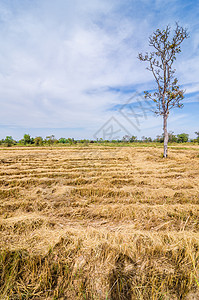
[0,132,199,147]
[120,132,198,143]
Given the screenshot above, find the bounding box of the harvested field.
[0,145,199,299]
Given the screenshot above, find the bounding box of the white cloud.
[0,0,198,139]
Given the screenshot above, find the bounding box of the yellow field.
[0,145,199,299]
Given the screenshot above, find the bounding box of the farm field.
[0,145,199,299]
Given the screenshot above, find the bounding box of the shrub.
[34,137,43,146]
[59,138,67,144]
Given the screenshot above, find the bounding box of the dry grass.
[0,145,199,299]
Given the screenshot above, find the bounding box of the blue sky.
[0,0,198,140]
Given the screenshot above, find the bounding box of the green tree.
[168,131,177,143]
[129,136,137,142]
[138,23,189,157]
[46,135,56,145]
[79,139,89,144]
[122,135,131,142]
[67,138,74,145]
[177,133,189,143]
[24,134,34,145]
[4,136,14,147]
[195,131,199,144]
[156,134,164,143]
[141,136,152,143]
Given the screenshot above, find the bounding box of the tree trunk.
[163,114,168,158]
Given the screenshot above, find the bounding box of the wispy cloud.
[0,0,198,139]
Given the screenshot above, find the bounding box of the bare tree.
[138,23,189,157]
